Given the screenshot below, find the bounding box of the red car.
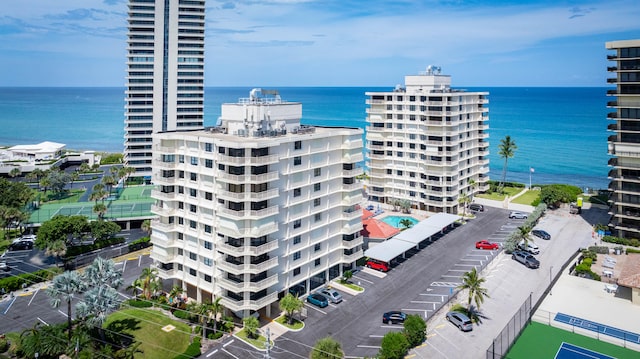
[475,240,499,250]
[366,259,390,272]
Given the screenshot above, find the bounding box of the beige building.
[365,67,490,214]
[606,39,640,238]
[150,89,364,317]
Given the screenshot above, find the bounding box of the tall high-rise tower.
[606,39,640,238]
[124,0,205,179]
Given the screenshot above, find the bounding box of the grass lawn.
[41,189,85,204]
[476,187,525,201]
[236,328,270,349]
[511,190,540,205]
[338,280,364,292]
[507,322,639,359]
[104,308,193,359]
[275,315,305,330]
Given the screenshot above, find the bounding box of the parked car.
[517,240,540,255]
[468,203,484,212]
[446,311,473,332]
[509,211,528,219]
[318,288,343,304]
[0,262,9,272]
[289,283,306,297]
[365,259,390,272]
[382,311,407,324]
[306,293,329,308]
[532,229,551,240]
[475,240,500,250]
[10,240,33,251]
[13,234,36,244]
[512,250,540,268]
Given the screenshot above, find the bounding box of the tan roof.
[617,253,640,288]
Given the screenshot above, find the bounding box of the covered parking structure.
[364,213,460,266]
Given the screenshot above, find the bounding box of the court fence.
[29,202,153,223]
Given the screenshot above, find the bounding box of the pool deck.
[366,202,432,222]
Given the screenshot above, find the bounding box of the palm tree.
[90,183,108,203]
[39,175,52,195]
[517,225,532,246]
[139,267,159,300]
[468,179,477,201]
[141,219,152,236]
[127,278,143,299]
[168,285,184,306]
[458,193,470,219]
[46,271,86,341]
[69,171,79,189]
[76,285,122,342]
[279,293,304,324]
[498,135,517,189]
[243,316,260,339]
[342,270,353,283]
[209,296,225,334]
[9,167,21,178]
[311,336,344,359]
[457,267,489,312]
[93,202,108,220]
[45,239,67,267]
[102,175,117,196]
[115,340,144,359]
[399,218,414,230]
[83,256,123,290]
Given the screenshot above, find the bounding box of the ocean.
[0,87,610,190]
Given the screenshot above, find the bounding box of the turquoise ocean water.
[0,87,610,190]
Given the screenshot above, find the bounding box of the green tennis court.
[506,322,639,359]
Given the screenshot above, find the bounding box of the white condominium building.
[124,0,205,180]
[365,67,490,213]
[150,89,364,317]
[606,39,640,238]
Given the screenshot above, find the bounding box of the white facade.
[365,67,490,213]
[124,0,205,179]
[150,90,364,316]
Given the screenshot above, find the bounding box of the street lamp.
[549,266,554,296]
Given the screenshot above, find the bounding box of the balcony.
[156,267,179,279]
[151,220,174,233]
[217,240,279,256]
[342,236,364,249]
[218,273,279,292]
[221,291,279,312]
[343,167,362,177]
[155,161,178,170]
[217,221,278,238]
[218,257,279,274]
[607,101,618,107]
[342,182,363,192]
[151,189,176,201]
[151,204,174,216]
[342,251,363,263]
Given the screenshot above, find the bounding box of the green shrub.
[0,337,8,353]
[0,268,61,292]
[65,237,126,257]
[587,246,609,254]
[626,248,640,254]
[173,309,192,321]
[208,331,224,340]
[128,236,151,252]
[403,314,427,347]
[602,235,640,247]
[127,299,153,308]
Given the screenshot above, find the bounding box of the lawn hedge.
[65,237,126,257]
[0,268,61,292]
[128,236,151,252]
[602,235,640,247]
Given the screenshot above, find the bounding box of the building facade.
[124,0,205,179]
[150,89,364,317]
[365,67,490,214]
[606,39,640,238]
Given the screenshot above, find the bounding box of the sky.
[0,0,639,87]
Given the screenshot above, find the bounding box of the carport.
[365,213,460,263]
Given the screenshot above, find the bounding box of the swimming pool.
[380,215,419,228]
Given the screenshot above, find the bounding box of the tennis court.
[555,342,616,359]
[554,313,640,344]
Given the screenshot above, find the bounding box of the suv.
[365,259,389,272]
[517,240,540,255]
[10,240,33,251]
[468,203,484,212]
[512,250,540,268]
[509,211,528,219]
[446,311,473,331]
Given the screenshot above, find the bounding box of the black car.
[382,311,407,324]
[468,203,484,212]
[512,250,540,269]
[10,241,33,251]
[532,229,551,240]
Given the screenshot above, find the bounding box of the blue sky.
[0,0,639,87]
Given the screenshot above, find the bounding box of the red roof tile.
[361,218,400,240]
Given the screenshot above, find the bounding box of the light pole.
[549,266,554,296]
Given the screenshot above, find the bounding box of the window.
[205,143,213,152]
[314,183,321,192]
[189,252,197,260]
[189,268,196,276]
[314,213,322,222]
[294,141,302,150]
[179,155,185,163]
[293,219,301,229]
[294,156,302,166]
[189,220,196,229]
[190,188,197,197]
[314,198,321,207]
[293,235,301,245]
[205,159,213,168]
[203,257,212,266]
[293,267,301,276]
[178,248,184,255]
[314,258,321,267]
[204,225,212,233]
[204,274,212,282]
[178,217,184,225]
[178,202,184,209]
[190,157,198,165]
[178,233,183,240]
[204,240,212,249]
[386,169,392,175]
[189,204,196,213]
[294,188,301,197]
[293,251,301,261]
[205,192,212,200]
[179,171,185,179]
[190,172,197,181]
[314,243,321,252]
[314,168,321,177]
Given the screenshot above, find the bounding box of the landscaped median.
[274,314,305,331]
[330,279,364,295]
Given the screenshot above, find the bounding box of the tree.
[0,178,33,208]
[141,219,151,235]
[127,278,143,298]
[9,167,21,178]
[45,239,67,267]
[399,199,411,214]
[378,331,410,359]
[69,171,79,189]
[468,178,477,201]
[498,135,517,189]
[93,202,108,220]
[517,225,532,246]
[83,256,123,290]
[90,183,108,203]
[399,218,414,230]
[243,316,260,339]
[310,336,344,359]
[47,271,86,341]
[39,175,52,195]
[35,214,91,250]
[76,285,121,342]
[20,322,68,359]
[114,341,143,359]
[102,175,117,196]
[209,296,225,334]
[457,267,489,312]
[342,270,353,283]
[403,314,427,347]
[119,166,136,188]
[279,293,304,324]
[45,169,72,194]
[138,267,158,300]
[458,193,470,218]
[28,168,45,183]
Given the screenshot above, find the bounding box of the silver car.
[318,288,343,304]
[446,311,473,332]
[509,211,528,219]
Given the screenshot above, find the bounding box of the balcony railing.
[218,273,279,292]
[217,240,279,256]
[221,292,279,312]
[218,257,279,274]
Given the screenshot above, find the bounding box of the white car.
[318,288,343,304]
[509,211,528,219]
[13,234,36,243]
[0,262,9,272]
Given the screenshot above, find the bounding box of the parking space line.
[410,301,439,304]
[222,348,239,359]
[206,349,218,357]
[441,275,461,278]
[420,293,447,297]
[2,296,17,314]
[37,317,48,325]
[304,304,327,315]
[369,335,384,338]
[357,345,381,349]
[353,276,373,284]
[447,269,467,272]
[454,264,477,267]
[460,258,481,261]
